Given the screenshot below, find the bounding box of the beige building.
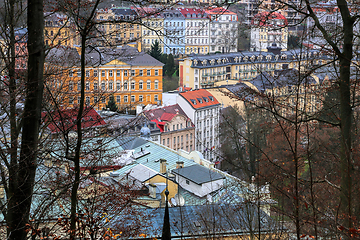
[142,104,195,152]
[179,47,328,90]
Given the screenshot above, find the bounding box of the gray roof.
[46,46,164,67]
[172,165,225,184]
[110,203,283,238]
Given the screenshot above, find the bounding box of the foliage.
[162,76,179,92]
[288,34,300,49]
[149,40,162,61]
[106,95,118,112]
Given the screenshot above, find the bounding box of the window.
[186,180,190,185]
[101,97,106,103]
[77,82,81,91]
[124,95,128,102]
[147,81,151,89]
[101,82,105,90]
[124,81,128,90]
[94,96,98,103]
[131,95,135,102]
[94,82,98,91]
[147,70,151,76]
[69,96,74,104]
[109,81,113,90]
[124,70,128,76]
[154,80,158,89]
[139,70,143,76]
[94,70,98,77]
[78,96,81,104]
[155,70,159,76]
[86,96,90,105]
[131,70,135,76]
[86,70,90,77]
[117,70,120,77]
[139,81,143,90]
[109,70,113,77]
[131,82,135,90]
[77,70,81,77]
[101,70,105,77]
[174,137,176,144]
[167,138,169,145]
[86,81,90,91]
[116,82,120,90]
[116,96,121,103]
[139,95,143,102]
[69,81,73,91]
[154,95,158,101]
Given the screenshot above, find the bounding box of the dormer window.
[191,99,197,105]
[208,96,214,101]
[197,98,203,103]
[250,55,255,61]
[203,97,209,102]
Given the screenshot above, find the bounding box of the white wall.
[175,174,224,197]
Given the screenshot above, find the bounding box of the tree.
[0,0,45,239]
[106,95,118,112]
[149,40,162,61]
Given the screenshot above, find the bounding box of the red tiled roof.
[160,112,176,121]
[251,12,288,27]
[42,106,106,133]
[178,8,208,19]
[204,7,236,15]
[143,104,193,132]
[179,89,220,109]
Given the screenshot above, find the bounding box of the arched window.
[139,80,143,90]
[124,81,128,90]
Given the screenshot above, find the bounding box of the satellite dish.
[174,194,185,207]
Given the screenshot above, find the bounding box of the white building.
[250,12,288,52]
[177,89,221,161]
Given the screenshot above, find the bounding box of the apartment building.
[44,12,77,47]
[95,7,142,49]
[46,46,163,111]
[142,104,195,152]
[204,7,239,53]
[177,89,221,161]
[179,46,328,89]
[250,11,288,52]
[163,9,186,55]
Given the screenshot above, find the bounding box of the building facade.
[177,89,221,161]
[46,46,163,111]
[143,104,195,152]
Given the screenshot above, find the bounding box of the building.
[178,47,329,89]
[204,7,239,53]
[46,45,164,111]
[177,89,221,161]
[142,104,195,152]
[250,11,288,52]
[178,8,210,55]
[95,7,142,49]
[163,9,186,55]
[44,12,77,47]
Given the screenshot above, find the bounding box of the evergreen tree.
[106,95,118,112]
[165,54,175,77]
[149,40,162,61]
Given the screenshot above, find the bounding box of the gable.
[105,59,128,66]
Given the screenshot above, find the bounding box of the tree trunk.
[7,0,44,239]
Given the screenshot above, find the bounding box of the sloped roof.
[143,104,193,132]
[179,89,220,109]
[111,204,282,239]
[204,7,236,15]
[42,106,106,134]
[172,165,225,185]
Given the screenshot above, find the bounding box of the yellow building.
[95,7,142,49]
[46,46,163,111]
[44,12,78,47]
[179,47,328,89]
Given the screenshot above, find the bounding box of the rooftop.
[172,164,225,185]
[179,89,220,109]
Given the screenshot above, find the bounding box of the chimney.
[176,161,184,169]
[160,159,167,174]
[148,183,157,198]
